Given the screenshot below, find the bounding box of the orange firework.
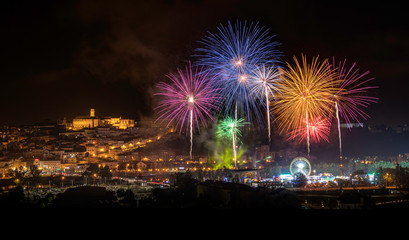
[273,55,340,154]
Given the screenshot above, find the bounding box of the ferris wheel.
[290,157,311,176]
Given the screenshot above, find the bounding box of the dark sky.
[1,0,408,126]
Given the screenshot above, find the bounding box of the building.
[72,109,100,130]
[38,159,62,174]
[100,160,118,170]
[9,157,27,170]
[104,118,135,130]
[71,109,135,130]
[255,145,275,163]
[86,144,97,157]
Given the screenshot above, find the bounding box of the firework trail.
[273,55,339,155]
[335,101,342,156]
[155,62,221,159]
[216,117,248,168]
[328,57,378,158]
[249,64,281,144]
[195,20,281,127]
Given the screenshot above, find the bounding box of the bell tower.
[90,109,95,118]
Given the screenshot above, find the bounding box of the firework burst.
[195,20,281,126]
[273,55,340,155]
[329,57,378,125]
[287,116,331,144]
[216,116,248,168]
[249,64,281,143]
[155,62,221,159]
[328,57,378,157]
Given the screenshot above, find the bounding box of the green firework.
[216,116,247,142]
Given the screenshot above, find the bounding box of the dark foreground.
[1,174,409,210]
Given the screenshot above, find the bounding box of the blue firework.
[195,20,282,126]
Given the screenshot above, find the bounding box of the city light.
[4,2,406,209]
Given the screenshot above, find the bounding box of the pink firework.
[330,57,378,125]
[287,117,331,144]
[328,57,378,157]
[155,62,221,158]
[332,58,378,123]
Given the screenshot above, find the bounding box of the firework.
[195,20,281,126]
[155,62,221,159]
[216,116,248,168]
[328,57,378,157]
[287,116,331,144]
[273,55,339,155]
[249,64,281,144]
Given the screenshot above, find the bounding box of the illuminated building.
[86,144,97,157]
[9,158,27,170]
[71,109,135,130]
[72,109,99,130]
[103,117,135,130]
[37,159,62,174]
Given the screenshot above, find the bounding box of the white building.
[39,159,61,174]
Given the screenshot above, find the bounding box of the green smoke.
[210,117,248,170]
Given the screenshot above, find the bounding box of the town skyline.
[2,107,409,163]
[1,105,409,209]
[2,0,409,209]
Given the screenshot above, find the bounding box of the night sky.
[1,0,408,126]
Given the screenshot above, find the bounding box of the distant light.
[188,96,194,103]
[279,174,293,181]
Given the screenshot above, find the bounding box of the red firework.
[287,116,331,144]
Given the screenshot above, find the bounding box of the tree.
[121,189,136,207]
[314,162,342,175]
[29,165,42,186]
[395,164,409,188]
[378,168,395,186]
[83,163,99,177]
[99,165,112,181]
[383,171,394,186]
[375,167,384,185]
[293,172,307,187]
[8,166,27,186]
